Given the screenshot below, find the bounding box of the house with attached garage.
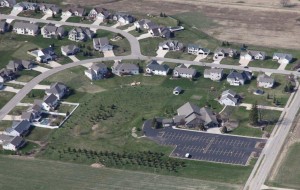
[68,27,94,42]
[214,47,238,59]
[61,44,80,56]
[0,0,15,7]
[227,70,252,86]
[219,89,239,106]
[93,37,113,52]
[13,2,37,11]
[145,60,170,76]
[6,60,34,71]
[4,120,31,137]
[273,53,293,64]
[134,19,152,29]
[21,103,42,122]
[113,13,135,25]
[175,102,219,129]
[158,40,183,51]
[240,50,266,61]
[41,24,65,39]
[13,21,39,36]
[257,74,275,88]
[85,63,108,80]
[1,135,26,151]
[187,44,210,56]
[0,20,8,33]
[173,64,196,79]
[0,68,15,82]
[111,61,139,76]
[203,68,224,81]
[62,6,85,17]
[88,7,111,20]
[39,3,61,15]
[27,47,56,63]
[42,94,59,111]
[149,27,172,38]
[45,82,68,99]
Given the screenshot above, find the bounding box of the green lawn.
[16,69,40,82]
[268,142,300,189]
[220,57,240,65]
[0,156,240,190]
[0,7,12,14]
[18,10,44,19]
[248,59,279,69]
[66,16,82,23]
[8,106,28,115]
[27,127,53,142]
[148,16,178,27]
[165,51,196,61]
[0,91,15,109]
[140,38,164,56]
[129,29,147,37]
[0,120,12,131]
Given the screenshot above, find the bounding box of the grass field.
[8,106,28,115]
[18,10,44,19]
[0,156,241,190]
[66,16,82,23]
[268,142,300,189]
[0,91,15,109]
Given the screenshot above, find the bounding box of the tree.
[160,12,163,17]
[249,102,259,126]
[267,93,270,99]
[52,12,55,18]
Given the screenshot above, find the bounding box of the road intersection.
[1,14,300,190]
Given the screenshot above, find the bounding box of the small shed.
[173,86,183,95]
[162,118,173,127]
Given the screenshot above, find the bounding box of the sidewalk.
[137,33,152,40]
[32,66,50,72]
[68,55,80,62]
[239,103,284,111]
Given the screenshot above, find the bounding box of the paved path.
[278,62,288,71]
[194,54,208,62]
[239,59,250,66]
[1,86,20,93]
[239,103,285,111]
[137,33,152,40]
[155,49,168,64]
[68,55,80,62]
[32,66,50,72]
[17,103,33,106]
[212,56,223,64]
[103,50,115,57]
[41,14,51,20]
[33,84,50,90]
[261,185,296,190]
[6,9,21,23]
[123,25,136,32]
[111,22,121,28]
[7,80,26,85]
[48,61,62,68]
[2,115,21,121]
[60,15,70,22]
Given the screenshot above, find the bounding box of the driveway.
[6,9,22,23]
[111,22,121,28]
[91,19,103,32]
[81,62,94,68]
[137,33,152,40]
[103,50,115,57]
[1,86,20,93]
[32,66,50,72]
[41,14,51,20]
[123,25,136,32]
[2,115,21,121]
[156,49,168,64]
[7,80,26,86]
[60,15,70,22]
[68,55,80,62]
[48,61,62,68]
[239,103,284,111]
[33,84,50,90]
[194,54,208,62]
[278,62,288,70]
[239,59,251,66]
[212,56,223,64]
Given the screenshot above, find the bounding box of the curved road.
[1,14,300,190]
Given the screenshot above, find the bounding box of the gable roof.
[6,120,31,134]
[257,74,275,84]
[91,63,107,71]
[204,68,223,75]
[93,37,110,47]
[273,53,293,60]
[113,62,139,71]
[61,44,79,54]
[177,102,201,117]
[146,60,169,72]
[13,21,39,32]
[174,65,196,76]
[45,82,67,95]
[43,94,58,105]
[221,89,237,97]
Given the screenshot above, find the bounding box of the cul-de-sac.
[1,0,300,189]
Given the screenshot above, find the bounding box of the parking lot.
[143,120,266,166]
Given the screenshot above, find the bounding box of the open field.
[0,91,15,109]
[0,156,240,190]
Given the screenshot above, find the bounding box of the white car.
[185,153,190,158]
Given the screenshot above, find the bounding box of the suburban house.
[2,136,26,151]
[187,44,210,55]
[257,74,275,88]
[175,102,219,129]
[134,19,152,29]
[113,13,135,24]
[143,21,158,30]
[149,27,172,38]
[39,3,61,15]
[84,62,108,80]
[61,44,80,56]
[27,47,56,63]
[0,0,16,7]
[42,94,59,111]
[145,60,170,76]
[111,61,139,76]
[203,68,224,81]
[45,82,68,99]
[240,50,266,61]
[88,8,111,20]
[21,103,42,122]
[13,2,37,11]
[68,27,94,42]
[173,86,183,95]
[227,70,252,86]
[41,24,65,38]
[62,7,85,17]
[0,20,8,33]
[4,120,31,137]
[6,60,34,71]
[219,89,239,106]
[214,48,238,59]
[0,68,15,82]
[273,53,293,64]
[173,64,196,79]
[13,21,39,36]
[158,40,183,51]
[93,37,113,52]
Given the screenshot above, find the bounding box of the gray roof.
[257,74,275,84]
[6,120,31,134]
[204,68,223,75]
[173,86,182,92]
[146,60,169,72]
[227,70,252,81]
[136,19,151,26]
[13,21,39,32]
[273,53,293,60]
[65,7,85,15]
[177,102,201,117]
[221,89,237,97]
[187,44,203,49]
[5,136,25,147]
[159,40,183,49]
[174,66,196,76]
[248,50,266,57]
[199,107,218,125]
[61,44,79,54]
[0,134,14,142]
[21,111,33,121]
[93,37,109,47]
[43,93,58,105]
[91,63,107,71]
[162,118,173,124]
[43,23,61,33]
[214,47,237,54]
[113,62,139,71]
[46,82,67,95]
[0,20,7,30]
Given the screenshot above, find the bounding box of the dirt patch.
[90,163,105,168]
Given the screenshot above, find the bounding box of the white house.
[203,68,224,81]
[113,13,135,25]
[2,136,26,151]
[42,94,59,111]
[93,37,113,52]
[88,8,111,20]
[84,63,108,80]
[173,64,196,79]
[219,89,239,106]
[257,74,275,88]
[39,4,61,15]
[227,70,252,86]
[13,21,39,36]
[45,82,68,99]
[61,44,80,56]
[27,47,56,63]
[273,53,293,64]
[214,48,238,59]
[158,40,183,51]
[62,7,85,17]
[145,60,169,76]
[111,61,139,76]
[41,24,65,38]
[4,120,31,137]
[187,44,210,55]
[240,50,266,61]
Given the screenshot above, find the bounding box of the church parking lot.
[143,120,266,165]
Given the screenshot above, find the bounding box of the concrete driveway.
[92,18,103,26]
[278,62,288,70]
[60,15,70,22]
[239,59,251,66]
[239,103,284,111]
[2,115,21,121]
[81,62,94,68]
[48,61,62,68]
[7,80,26,85]
[6,9,22,23]
[32,66,50,72]
[137,33,152,40]
[41,14,51,20]
[33,84,50,90]
[212,56,223,64]
[103,50,115,57]
[194,54,208,62]
[1,86,20,93]
[68,55,80,62]
[156,49,168,64]
[123,25,136,32]
[111,22,121,28]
